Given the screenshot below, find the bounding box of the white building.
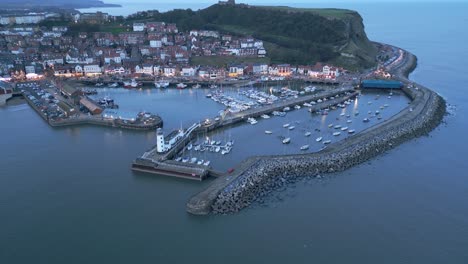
[181,67,196,77]
[133,23,145,32]
[156,128,184,153]
[149,40,162,48]
[163,67,176,77]
[83,65,101,76]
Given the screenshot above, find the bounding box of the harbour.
[1,2,466,264]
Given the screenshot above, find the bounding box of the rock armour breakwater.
[187,48,446,215]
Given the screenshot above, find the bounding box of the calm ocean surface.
[2,2,468,263]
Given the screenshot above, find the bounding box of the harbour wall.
[22,94,162,131]
[186,48,446,215]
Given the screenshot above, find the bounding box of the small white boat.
[347,120,352,123]
[288,126,295,130]
[384,104,389,107]
[316,137,323,142]
[363,118,370,123]
[190,157,197,164]
[340,113,345,116]
[192,84,201,89]
[388,96,392,99]
[368,101,372,105]
[187,144,193,151]
[300,145,309,151]
[282,138,291,144]
[283,123,290,128]
[323,140,332,144]
[203,160,211,166]
[283,107,291,112]
[182,157,189,163]
[261,114,270,119]
[348,129,356,134]
[175,157,182,162]
[294,105,301,110]
[317,99,323,103]
[177,83,187,89]
[265,130,273,134]
[197,160,204,165]
[328,124,334,128]
[305,132,312,137]
[333,132,341,136]
[334,125,342,129]
[215,146,221,153]
[341,127,348,131]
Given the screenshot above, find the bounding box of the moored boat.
[316,137,323,142]
[282,137,291,144]
[300,145,309,151]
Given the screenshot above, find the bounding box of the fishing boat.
[177,83,187,89]
[323,140,332,144]
[333,132,341,136]
[316,137,323,142]
[247,118,258,125]
[282,138,291,144]
[265,130,273,134]
[305,132,312,137]
[154,80,170,88]
[300,145,309,151]
[123,79,140,88]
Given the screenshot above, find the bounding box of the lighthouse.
[156,128,166,153]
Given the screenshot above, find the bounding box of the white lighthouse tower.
[156,128,166,153]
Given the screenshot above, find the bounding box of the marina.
[131,84,410,176]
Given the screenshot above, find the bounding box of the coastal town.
[0,1,444,215]
[0,9,343,84]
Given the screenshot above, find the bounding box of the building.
[80,98,103,115]
[181,67,196,77]
[156,128,185,153]
[361,79,403,89]
[79,12,109,24]
[83,65,102,76]
[133,23,145,32]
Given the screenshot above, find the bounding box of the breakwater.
[186,48,446,215]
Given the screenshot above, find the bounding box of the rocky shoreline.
[187,48,446,215]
